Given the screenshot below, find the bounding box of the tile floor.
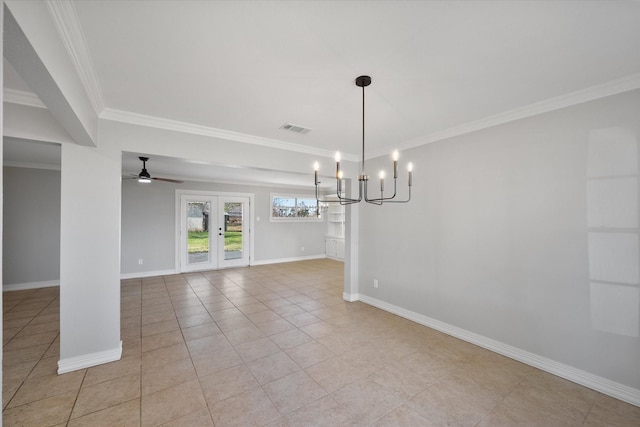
[3,258,640,426]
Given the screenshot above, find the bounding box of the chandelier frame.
[314,75,413,207]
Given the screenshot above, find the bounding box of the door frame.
[175,189,254,272]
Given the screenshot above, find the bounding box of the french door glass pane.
[187,201,210,264]
[224,202,243,260]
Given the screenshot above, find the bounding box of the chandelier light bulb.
[313,161,320,171]
[407,162,413,172]
[392,150,399,161]
[335,151,341,162]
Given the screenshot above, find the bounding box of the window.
[270,194,322,221]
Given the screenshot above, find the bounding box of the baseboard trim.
[343,292,359,302]
[358,294,640,408]
[251,254,326,266]
[58,341,122,374]
[120,269,178,280]
[120,256,330,278]
[3,280,60,292]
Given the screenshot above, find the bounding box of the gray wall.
[3,166,60,285]
[358,90,640,390]
[3,168,328,283]
[121,179,327,275]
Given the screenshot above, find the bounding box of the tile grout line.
[64,365,88,425]
[137,276,143,427]
[2,292,61,412]
[471,370,531,427]
[180,271,217,425]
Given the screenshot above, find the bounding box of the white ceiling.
[3,1,640,186]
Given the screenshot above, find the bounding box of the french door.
[179,193,251,272]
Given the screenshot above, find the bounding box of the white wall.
[121,178,327,275]
[3,167,60,286]
[358,90,640,393]
[59,143,121,370]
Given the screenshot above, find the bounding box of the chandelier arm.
[373,185,412,204]
[315,173,362,205]
[364,176,397,203]
[336,176,362,204]
[315,178,351,204]
[363,180,383,205]
[336,194,361,204]
[315,179,334,204]
[365,176,400,203]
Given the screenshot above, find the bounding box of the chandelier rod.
[361,81,365,173]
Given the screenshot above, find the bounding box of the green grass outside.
[188,230,242,253]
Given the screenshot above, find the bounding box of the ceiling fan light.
[138,177,151,183]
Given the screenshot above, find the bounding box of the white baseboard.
[120,269,177,280]
[3,280,60,292]
[251,254,326,266]
[357,294,640,408]
[343,292,359,302]
[120,257,330,278]
[58,341,122,374]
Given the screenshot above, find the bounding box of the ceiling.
[3,1,640,186]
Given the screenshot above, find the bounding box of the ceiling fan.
[124,156,184,184]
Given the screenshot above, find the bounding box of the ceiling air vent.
[280,123,311,134]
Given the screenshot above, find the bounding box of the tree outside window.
[271,194,321,221]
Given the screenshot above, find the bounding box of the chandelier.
[314,76,413,206]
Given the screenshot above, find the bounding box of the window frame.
[270,193,323,222]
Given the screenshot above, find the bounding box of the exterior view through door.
[179,192,251,272]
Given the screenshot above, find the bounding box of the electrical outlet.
[301,246,305,252]
[373,279,378,288]
[138,259,143,265]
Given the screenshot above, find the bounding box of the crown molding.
[369,73,640,159]
[3,88,47,109]
[45,0,105,114]
[3,161,61,171]
[100,107,359,162]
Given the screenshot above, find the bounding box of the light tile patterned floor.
[3,259,640,426]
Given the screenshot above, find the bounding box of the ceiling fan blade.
[152,177,184,184]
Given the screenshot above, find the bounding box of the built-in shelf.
[325,201,344,260]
